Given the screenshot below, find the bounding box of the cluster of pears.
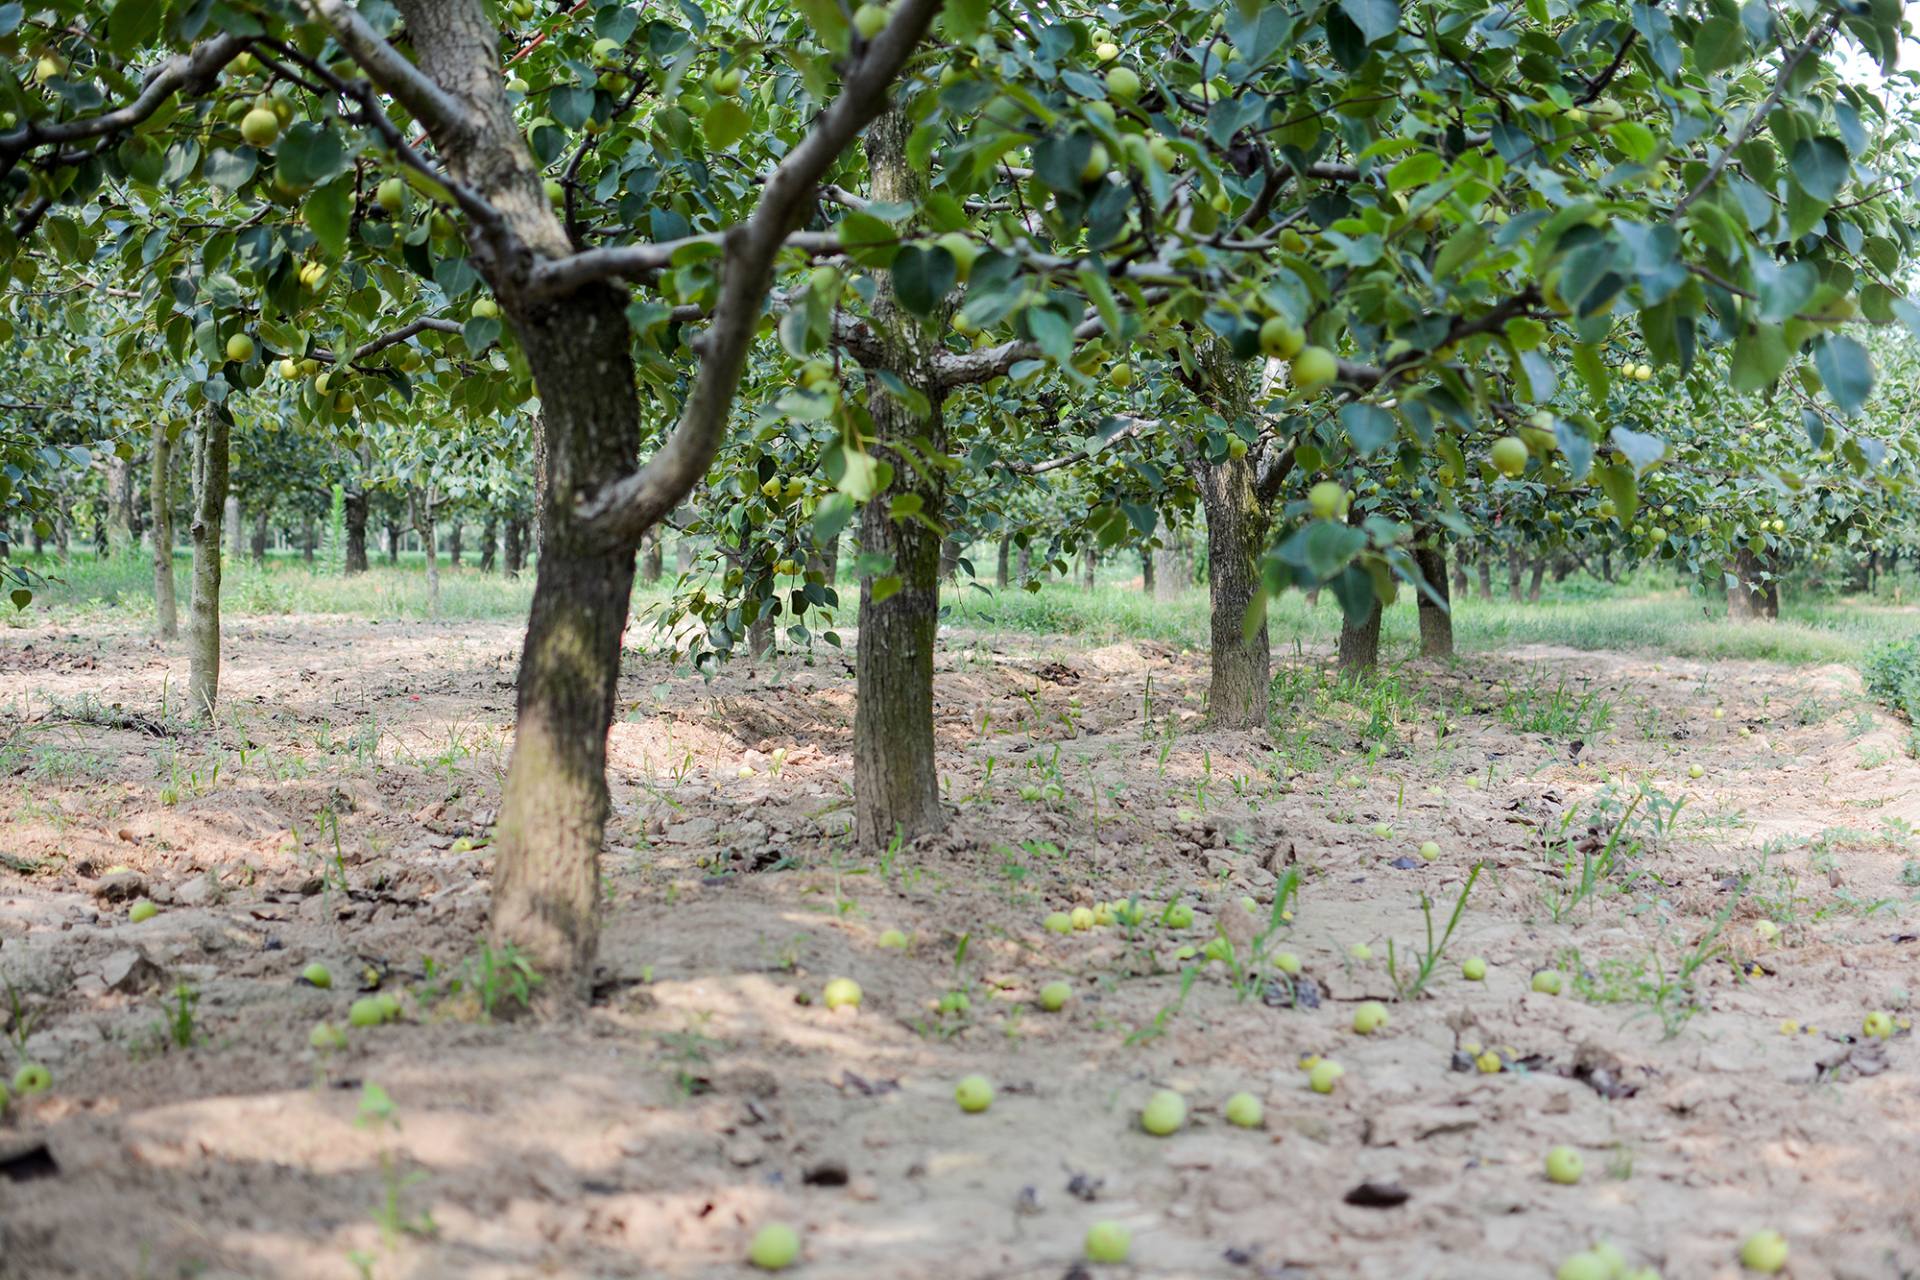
[1257,315,1337,392]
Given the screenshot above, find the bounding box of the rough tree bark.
[250,505,269,566]
[480,515,498,573]
[1475,556,1493,601]
[1140,548,1154,594]
[503,515,525,577]
[1727,546,1779,620]
[1506,548,1523,601]
[411,485,440,618]
[448,520,463,568]
[1527,558,1545,602]
[995,535,1011,589]
[150,422,178,640]
[187,415,229,717]
[1414,537,1452,659]
[107,454,136,553]
[1017,542,1032,580]
[344,488,370,574]
[1081,546,1097,590]
[853,104,951,849]
[638,527,663,584]
[385,519,400,565]
[224,493,242,561]
[1337,597,1383,676]
[1451,555,1469,598]
[1192,343,1270,729]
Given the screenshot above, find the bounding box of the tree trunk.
[1017,542,1032,580]
[480,515,498,573]
[150,422,178,640]
[1154,529,1189,602]
[488,285,642,1005]
[188,415,229,717]
[1194,342,1270,730]
[385,519,400,565]
[1414,539,1452,659]
[302,513,317,563]
[343,490,370,573]
[250,505,269,566]
[1140,548,1154,594]
[412,487,440,618]
[1527,558,1545,602]
[747,611,775,660]
[995,535,1012,589]
[504,515,526,577]
[1451,555,1469,597]
[1506,548,1523,601]
[448,521,463,568]
[639,528,663,584]
[853,105,950,850]
[225,494,243,561]
[1728,547,1779,620]
[107,455,136,553]
[1475,556,1492,600]
[1081,546,1097,590]
[940,534,961,582]
[1337,597,1383,676]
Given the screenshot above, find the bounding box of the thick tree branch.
[0,35,246,179]
[1014,417,1157,474]
[570,0,945,551]
[527,230,843,299]
[304,0,476,147]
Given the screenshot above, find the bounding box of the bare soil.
[0,609,1916,1279]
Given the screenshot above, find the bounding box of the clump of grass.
[1861,637,1920,751]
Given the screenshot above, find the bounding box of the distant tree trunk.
[504,516,526,577]
[1141,548,1154,594]
[1506,548,1523,601]
[150,422,178,640]
[91,497,109,557]
[301,513,317,563]
[249,505,269,566]
[480,516,498,573]
[55,496,70,556]
[940,534,961,581]
[1337,597,1383,676]
[188,415,229,718]
[107,455,136,553]
[1196,464,1270,726]
[1451,555,1470,597]
[1475,556,1493,601]
[344,490,369,574]
[1600,549,1613,582]
[806,533,840,586]
[1527,558,1546,602]
[747,611,775,660]
[1728,547,1779,620]
[448,521,463,568]
[995,535,1011,589]
[385,519,401,565]
[412,487,440,618]
[1017,541,1032,580]
[1552,555,1574,582]
[1414,539,1452,659]
[1081,546,1097,591]
[639,528,663,584]
[225,494,243,561]
[1154,530,1189,602]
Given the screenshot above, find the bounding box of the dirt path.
[0,613,1915,1279]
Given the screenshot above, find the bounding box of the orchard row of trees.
[3,0,1917,1002]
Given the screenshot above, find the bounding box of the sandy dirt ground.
[0,606,1916,1280]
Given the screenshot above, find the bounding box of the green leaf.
[890,245,955,318]
[1386,152,1443,192]
[813,493,856,544]
[1610,426,1666,472]
[1339,0,1400,44]
[1812,334,1872,415]
[702,100,752,151]
[1338,403,1396,455]
[1597,464,1637,526]
[1691,15,1746,72]
[276,122,347,188]
[870,575,902,605]
[1789,136,1849,203]
[107,0,164,58]
[303,179,352,259]
[835,212,900,267]
[1729,324,1789,392]
[1277,520,1366,580]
